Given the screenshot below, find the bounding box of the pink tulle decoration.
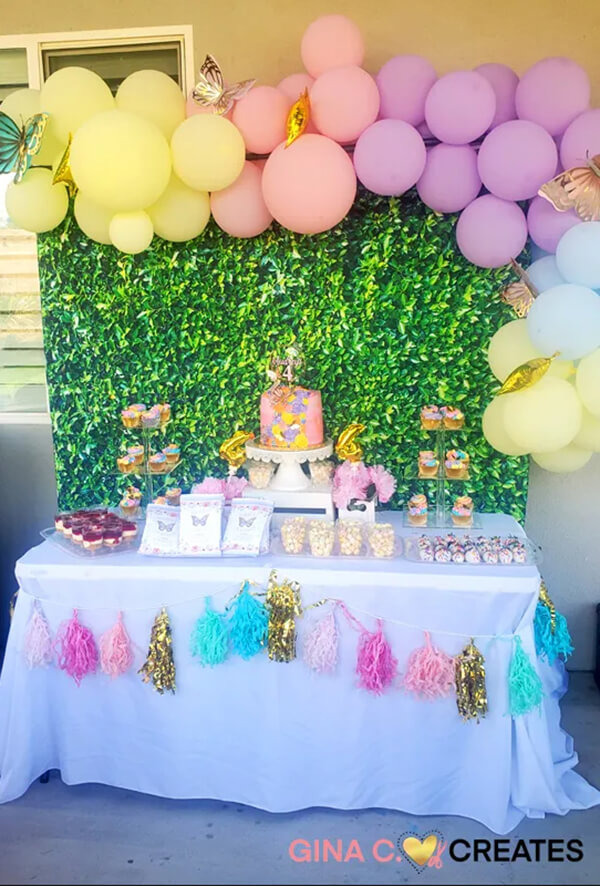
[54,609,98,686]
[224,475,248,501]
[368,464,396,504]
[303,611,338,673]
[24,600,53,668]
[403,631,456,700]
[332,460,371,508]
[192,477,225,495]
[100,612,133,679]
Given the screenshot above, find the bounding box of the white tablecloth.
[0,513,598,833]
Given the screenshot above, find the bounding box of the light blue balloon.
[526,255,566,292]
[556,221,600,289]
[527,283,600,360]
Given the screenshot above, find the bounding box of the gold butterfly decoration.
[538,153,600,221]
[52,134,77,198]
[191,54,256,115]
[499,259,539,319]
[286,89,310,148]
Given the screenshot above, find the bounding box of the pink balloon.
[474,63,519,127]
[185,93,232,121]
[232,85,288,154]
[310,66,380,144]
[477,120,557,201]
[277,72,314,103]
[417,120,434,140]
[262,134,356,234]
[376,55,437,126]
[301,14,364,79]
[560,108,600,169]
[527,196,580,253]
[456,195,527,268]
[424,71,496,145]
[516,57,590,136]
[417,144,481,213]
[211,161,272,238]
[353,120,426,196]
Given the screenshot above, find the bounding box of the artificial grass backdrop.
[38,189,528,518]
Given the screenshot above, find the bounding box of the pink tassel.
[100,612,133,678]
[303,611,338,674]
[23,600,53,668]
[403,631,456,700]
[54,609,98,686]
[368,465,396,504]
[356,619,398,694]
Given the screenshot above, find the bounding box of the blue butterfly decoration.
[0,111,49,183]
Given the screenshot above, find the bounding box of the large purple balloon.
[560,109,600,169]
[424,71,496,145]
[516,57,590,136]
[477,120,558,201]
[416,144,481,213]
[353,119,426,196]
[456,195,528,268]
[376,54,437,126]
[474,63,518,128]
[527,196,580,253]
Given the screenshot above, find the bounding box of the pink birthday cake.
[260,386,324,450]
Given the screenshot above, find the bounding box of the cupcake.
[117,454,137,474]
[149,452,167,472]
[121,521,138,540]
[153,496,167,505]
[120,496,140,518]
[141,408,161,429]
[128,403,146,413]
[121,409,140,429]
[420,405,442,430]
[452,495,474,527]
[441,406,465,430]
[103,527,123,547]
[166,487,182,506]
[82,528,103,551]
[162,444,180,464]
[157,403,171,424]
[127,445,144,465]
[445,449,469,479]
[418,450,439,478]
[126,485,143,501]
[407,493,428,527]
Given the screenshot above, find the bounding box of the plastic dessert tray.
[40,525,142,558]
[403,533,538,567]
[271,533,404,561]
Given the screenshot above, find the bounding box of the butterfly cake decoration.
[538,151,600,222]
[191,54,256,115]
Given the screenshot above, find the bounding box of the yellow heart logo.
[402,834,438,867]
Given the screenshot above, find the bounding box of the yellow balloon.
[5,168,68,233]
[109,210,154,254]
[171,114,245,192]
[1,88,65,166]
[40,67,115,144]
[503,376,582,453]
[573,408,600,452]
[74,192,113,244]
[482,397,529,456]
[575,348,600,417]
[148,174,210,242]
[116,70,185,140]
[531,445,592,473]
[71,109,172,212]
[487,319,572,382]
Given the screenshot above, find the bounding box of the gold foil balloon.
[219,430,254,469]
[138,608,176,694]
[266,570,302,662]
[52,135,77,197]
[455,639,487,722]
[335,423,366,462]
[286,88,311,147]
[496,353,559,396]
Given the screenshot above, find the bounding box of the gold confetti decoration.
[52,134,77,197]
[138,607,176,694]
[500,259,539,318]
[266,570,302,662]
[455,639,487,722]
[335,423,366,462]
[286,88,311,148]
[496,352,559,396]
[538,580,556,634]
[219,430,254,469]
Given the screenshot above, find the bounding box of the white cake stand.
[245,438,333,491]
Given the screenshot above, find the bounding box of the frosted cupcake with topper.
[420,405,442,430]
[441,405,464,429]
[452,495,474,527]
[418,450,439,478]
[407,493,428,527]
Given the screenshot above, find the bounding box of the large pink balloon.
[301,15,364,79]
[232,85,288,154]
[527,196,580,253]
[474,63,518,127]
[277,72,314,103]
[560,109,600,169]
[353,120,426,196]
[477,120,557,201]
[424,71,496,145]
[516,57,590,136]
[376,55,437,126]
[310,66,380,144]
[416,144,481,213]
[456,195,528,268]
[262,134,356,234]
[211,161,272,238]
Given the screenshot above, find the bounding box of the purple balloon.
[456,195,528,268]
[527,196,580,253]
[477,120,558,201]
[416,144,481,213]
[560,108,600,169]
[354,119,426,196]
[474,63,519,127]
[516,57,590,136]
[424,71,496,145]
[376,55,437,126]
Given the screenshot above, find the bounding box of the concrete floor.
[0,673,598,886]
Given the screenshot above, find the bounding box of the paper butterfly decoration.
[0,111,49,183]
[538,153,600,222]
[499,259,539,318]
[191,54,256,115]
[192,514,209,527]
[158,520,176,533]
[239,516,255,528]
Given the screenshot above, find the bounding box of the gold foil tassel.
[266,569,302,662]
[138,607,176,694]
[286,88,311,148]
[538,580,556,633]
[455,639,488,722]
[497,353,559,396]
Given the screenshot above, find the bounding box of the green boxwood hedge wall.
[38,189,528,519]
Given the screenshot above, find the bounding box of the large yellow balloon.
[503,376,582,453]
[71,109,172,212]
[482,396,530,456]
[532,445,592,473]
[1,88,65,166]
[171,114,245,192]
[148,174,210,242]
[109,210,154,254]
[573,408,600,452]
[5,168,68,233]
[116,70,185,140]
[487,319,573,382]
[40,67,114,143]
[575,348,600,417]
[74,192,113,244]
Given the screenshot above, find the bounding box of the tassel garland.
[23,600,53,669]
[190,598,229,666]
[139,607,176,693]
[509,636,544,717]
[455,639,487,722]
[266,570,302,662]
[534,582,573,665]
[228,582,268,660]
[356,620,397,694]
[403,631,455,700]
[303,610,338,674]
[54,609,98,685]
[100,612,133,678]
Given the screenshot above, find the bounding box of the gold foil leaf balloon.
[500,259,539,318]
[335,423,366,462]
[497,353,559,396]
[219,430,254,468]
[52,134,77,198]
[539,153,600,221]
[286,88,311,148]
[192,54,256,115]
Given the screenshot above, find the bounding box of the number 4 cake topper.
[266,344,305,398]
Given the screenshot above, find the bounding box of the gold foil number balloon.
[219,430,254,469]
[497,353,559,396]
[286,89,311,148]
[335,423,366,462]
[52,134,78,198]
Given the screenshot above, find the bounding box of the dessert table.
[0,512,598,833]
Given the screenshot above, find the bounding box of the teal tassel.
[228,582,268,660]
[534,602,573,664]
[190,598,229,667]
[509,636,544,717]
